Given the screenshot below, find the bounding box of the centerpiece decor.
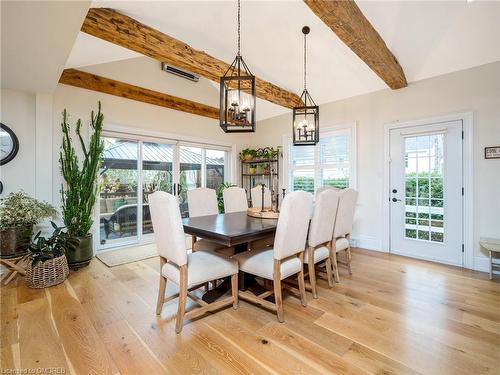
[220,0,256,133]
[0,192,56,259]
[293,26,319,146]
[59,102,104,269]
[26,222,79,288]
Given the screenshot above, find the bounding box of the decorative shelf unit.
[240,149,280,206]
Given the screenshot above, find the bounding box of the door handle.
[392,197,401,202]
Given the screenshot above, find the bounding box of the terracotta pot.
[66,233,93,270]
[0,225,32,259]
[243,154,254,161]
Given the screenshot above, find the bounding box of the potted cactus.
[59,102,104,269]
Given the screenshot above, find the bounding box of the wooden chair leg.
[175,265,188,334]
[191,235,197,251]
[331,247,340,283]
[325,258,334,287]
[307,247,318,299]
[346,247,353,275]
[156,258,167,315]
[298,252,307,306]
[273,259,284,323]
[231,273,239,309]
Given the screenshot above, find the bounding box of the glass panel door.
[99,137,139,246]
[179,146,202,218]
[142,142,174,235]
[206,149,226,189]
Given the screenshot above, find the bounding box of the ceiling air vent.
[161,63,199,82]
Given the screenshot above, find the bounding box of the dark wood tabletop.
[182,211,278,247]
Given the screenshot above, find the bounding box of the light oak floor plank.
[1,248,498,375]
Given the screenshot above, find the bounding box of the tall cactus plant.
[59,102,104,237]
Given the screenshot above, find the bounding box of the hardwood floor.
[1,248,499,374]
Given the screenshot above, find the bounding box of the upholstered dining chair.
[331,188,358,282]
[304,189,340,298]
[149,191,238,333]
[233,191,313,322]
[223,186,248,213]
[316,186,340,195]
[250,184,272,209]
[187,188,233,255]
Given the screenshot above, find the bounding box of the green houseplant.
[26,222,79,288]
[59,102,104,269]
[239,148,257,161]
[0,192,56,259]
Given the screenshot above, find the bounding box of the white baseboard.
[351,235,385,252]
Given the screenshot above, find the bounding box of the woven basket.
[26,255,69,288]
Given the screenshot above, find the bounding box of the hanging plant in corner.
[59,102,104,269]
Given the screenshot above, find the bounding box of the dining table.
[182,210,278,302]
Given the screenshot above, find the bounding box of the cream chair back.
[316,186,340,195]
[250,185,272,209]
[187,188,218,217]
[223,187,248,213]
[308,189,340,247]
[149,191,187,266]
[333,188,358,238]
[273,191,313,260]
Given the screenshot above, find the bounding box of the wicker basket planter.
[26,255,69,288]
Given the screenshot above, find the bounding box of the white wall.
[0,89,37,197]
[255,61,500,271]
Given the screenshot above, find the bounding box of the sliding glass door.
[98,136,231,250]
[99,137,139,247]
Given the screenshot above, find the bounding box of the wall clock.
[0,123,19,165]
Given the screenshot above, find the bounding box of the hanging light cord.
[237,0,241,57]
[303,31,307,91]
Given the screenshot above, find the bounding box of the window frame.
[282,122,357,194]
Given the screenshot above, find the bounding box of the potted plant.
[261,163,271,175]
[59,102,104,269]
[239,148,257,161]
[248,164,257,174]
[26,222,79,288]
[0,192,56,259]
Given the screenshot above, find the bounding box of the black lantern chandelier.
[220,0,256,133]
[293,26,319,146]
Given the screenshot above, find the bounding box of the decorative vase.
[243,154,253,161]
[66,233,93,270]
[0,224,32,259]
[26,254,69,288]
[248,167,257,174]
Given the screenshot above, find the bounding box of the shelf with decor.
[239,147,281,206]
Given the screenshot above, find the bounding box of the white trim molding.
[382,111,474,270]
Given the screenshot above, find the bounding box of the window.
[99,134,232,249]
[285,125,355,193]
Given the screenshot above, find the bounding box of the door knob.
[392,197,401,202]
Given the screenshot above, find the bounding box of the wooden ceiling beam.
[304,0,407,89]
[59,69,219,119]
[81,8,303,108]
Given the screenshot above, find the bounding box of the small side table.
[480,238,500,280]
[0,254,29,285]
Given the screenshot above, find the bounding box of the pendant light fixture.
[220,0,256,133]
[293,26,319,146]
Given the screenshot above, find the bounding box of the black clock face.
[0,123,19,166]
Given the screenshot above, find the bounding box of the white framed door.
[389,120,463,266]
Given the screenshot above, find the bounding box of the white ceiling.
[1,1,91,93]
[64,1,499,119]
